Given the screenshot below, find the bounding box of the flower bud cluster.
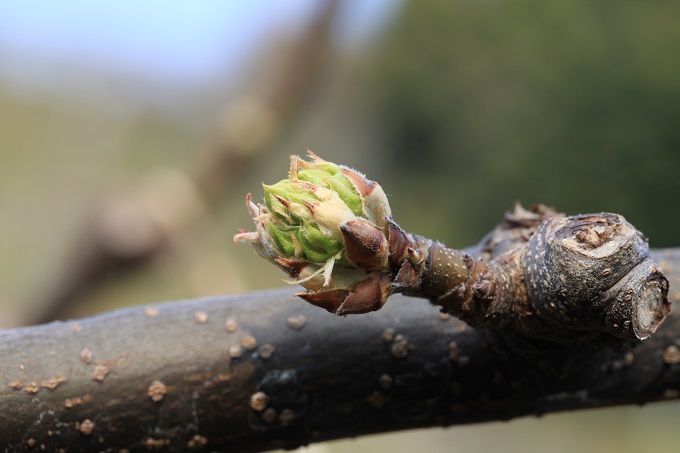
[234,152,395,313]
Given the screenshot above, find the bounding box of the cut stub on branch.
[235,153,670,343]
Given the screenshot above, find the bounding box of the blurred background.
[1,0,679,451]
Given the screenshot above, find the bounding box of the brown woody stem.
[385,205,670,343]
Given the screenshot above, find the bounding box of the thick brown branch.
[1,248,678,452]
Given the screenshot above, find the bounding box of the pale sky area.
[0,0,401,96]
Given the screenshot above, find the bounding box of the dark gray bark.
[1,249,678,452]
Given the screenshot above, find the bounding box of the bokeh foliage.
[369,0,680,247]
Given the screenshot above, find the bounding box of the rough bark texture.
[1,249,678,452]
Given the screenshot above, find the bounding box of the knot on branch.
[436,206,670,342]
[524,213,670,340]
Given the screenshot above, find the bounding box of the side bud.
[340,219,389,270]
[297,271,392,315]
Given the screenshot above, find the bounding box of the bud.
[340,219,389,269]
[234,152,394,312]
[291,155,363,216]
[341,167,391,233]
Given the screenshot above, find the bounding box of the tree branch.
[1,249,678,452]
[235,154,669,342]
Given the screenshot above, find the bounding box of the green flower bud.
[293,157,363,216]
[235,152,394,296]
[267,222,298,257]
[263,181,319,223]
[263,182,354,263]
[297,221,343,263]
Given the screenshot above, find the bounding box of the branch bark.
[1,249,678,452]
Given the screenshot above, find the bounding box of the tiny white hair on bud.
[233,231,259,245]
